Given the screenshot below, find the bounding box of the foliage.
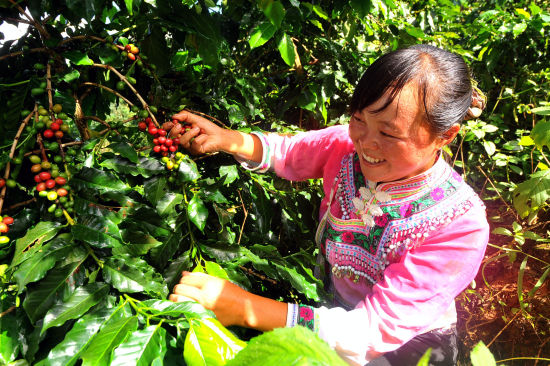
[0,0,549,364]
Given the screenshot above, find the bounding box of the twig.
[91,63,159,128]
[58,35,105,46]
[534,337,550,366]
[81,82,134,106]
[476,165,520,222]
[7,0,50,39]
[184,109,228,128]
[486,310,522,348]
[46,63,53,112]
[0,107,36,213]
[238,265,277,285]
[236,190,248,245]
[1,198,37,214]
[0,47,48,62]
[0,306,16,318]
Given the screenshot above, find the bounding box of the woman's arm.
[172,110,263,162]
[169,271,287,331]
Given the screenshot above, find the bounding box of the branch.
[476,165,520,222]
[81,82,134,106]
[83,115,120,135]
[1,198,37,214]
[236,190,248,245]
[90,63,159,128]
[0,107,36,213]
[46,63,53,112]
[58,35,106,46]
[238,265,277,285]
[7,0,50,39]
[184,109,228,128]
[0,47,48,62]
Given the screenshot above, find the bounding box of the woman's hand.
[169,271,287,331]
[171,110,229,155]
[171,110,264,162]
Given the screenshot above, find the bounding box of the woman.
[168,44,489,366]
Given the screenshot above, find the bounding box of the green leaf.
[23,255,88,324]
[139,299,214,320]
[38,299,120,366]
[144,176,167,207]
[470,341,496,366]
[103,256,167,297]
[219,165,239,185]
[71,223,122,249]
[531,120,550,149]
[177,157,200,182]
[0,295,18,365]
[11,221,63,267]
[405,26,426,39]
[188,194,208,231]
[62,70,80,83]
[491,227,513,236]
[110,142,139,163]
[172,51,189,71]
[184,318,246,366]
[12,238,75,292]
[416,348,432,366]
[156,192,184,217]
[513,170,550,218]
[260,0,285,28]
[204,261,230,280]
[512,22,527,36]
[531,106,550,115]
[64,51,94,65]
[150,223,185,268]
[483,140,496,156]
[110,324,167,366]
[350,0,372,17]
[121,229,163,255]
[71,167,130,194]
[41,283,109,335]
[226,326,347,366]
[249,22,277,49]
[124,0,133,15]
[80,316,139,366]
[277,33,295,67]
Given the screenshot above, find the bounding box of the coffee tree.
[1,0,549,365]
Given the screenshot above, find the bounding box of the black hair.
[349,44,473,137]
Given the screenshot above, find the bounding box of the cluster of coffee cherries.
[123,43,140,61]
[36,104,70,142]
[138,118,181,157]
[0,215,14,244]
[29,154,72,218]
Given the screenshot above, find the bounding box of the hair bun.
[465,85,487,120]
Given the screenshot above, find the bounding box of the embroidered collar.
[351,153,448,227]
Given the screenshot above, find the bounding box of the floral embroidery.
[297,305,315,331]
[352,181,391,228]
[341,232,355,243]
[452,171,463,182]
[430,187,444,201]
[374,213,389,227]
[399,203,413,218]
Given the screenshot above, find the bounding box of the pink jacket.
[239,125,489,365]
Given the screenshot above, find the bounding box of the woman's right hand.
[171,110,230,155]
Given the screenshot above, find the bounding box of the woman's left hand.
[169,271,288,331]
[169,271,249,327]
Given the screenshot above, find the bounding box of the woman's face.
[348,83,456,183]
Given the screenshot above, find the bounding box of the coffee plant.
[1,0,549,365]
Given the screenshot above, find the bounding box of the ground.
[456,201,550,365]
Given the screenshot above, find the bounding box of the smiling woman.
[169,44,489,366]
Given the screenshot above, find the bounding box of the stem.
[81,82,134,106]
[6,0,50,39]
[84,244,104,268]
[0,48,49,62]
[487,244,550,266]
[0,107,36,213]
[0,198,37,214]
[46,63,53,112]
[476,165,520,222]
[58,35,106,46]
[497,357,550,364]
[486,310,522,348]
[184,109,228,128]
[90,63,159,128]
[236,190,248,245]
